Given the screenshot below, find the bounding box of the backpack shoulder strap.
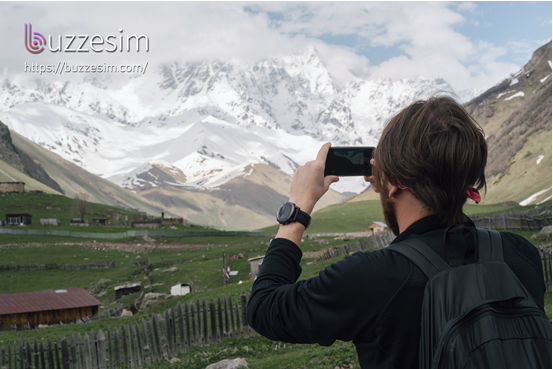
[476,228,504,262]
[387,237,451,279]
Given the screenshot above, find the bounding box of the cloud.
[0,2,543,93]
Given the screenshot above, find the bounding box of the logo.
[24,24,149,54]
[24,23,46,54]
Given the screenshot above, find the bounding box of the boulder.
[205,358,249,369]
[532,225,552,239]
[140,292,170,310]
[163,267,177,273]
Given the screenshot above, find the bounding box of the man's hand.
[289,143,339,215]
[275,143,339,246]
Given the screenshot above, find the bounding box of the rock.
[205,358,249,369]
[163,267,177,273]
[168,358,180,363]
[37,324,49,328]
[121,309,133,317]
[140,292,170,310]
[97,279,111,286]
[532,225,552,239]
[97,290,107,297]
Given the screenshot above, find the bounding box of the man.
[246,97,546,369]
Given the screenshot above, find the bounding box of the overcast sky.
[0,1,551,92]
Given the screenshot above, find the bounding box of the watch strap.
[294,208,311,230]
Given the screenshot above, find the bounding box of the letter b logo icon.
[25,23,46,54]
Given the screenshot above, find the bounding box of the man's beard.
[380,191,400,236]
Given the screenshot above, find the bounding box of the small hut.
[170,283,191,296]
[5,213,32,225]
[114,282,142,300]
[367,221,390,235]
[248,256,265,280]
[91,218,108,226]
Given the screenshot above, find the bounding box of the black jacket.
[247,215,546,369]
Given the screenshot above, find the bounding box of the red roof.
[0,288,101,315]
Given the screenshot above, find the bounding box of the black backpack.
[388,228,552,369]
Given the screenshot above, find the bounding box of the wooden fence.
[313,232,396,262]
[538,247,552,292]
[471,204,551,231]
[0,291,257,369]
[0,262,116,272]
[472,215,551,230]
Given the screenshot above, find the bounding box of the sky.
[0,1,551,93]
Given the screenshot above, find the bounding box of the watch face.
[277,202,295,223]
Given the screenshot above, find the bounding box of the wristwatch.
[276,202,311,229]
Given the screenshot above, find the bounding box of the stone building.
[0,182,25,193]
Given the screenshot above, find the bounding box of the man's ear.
[388,182,399,198]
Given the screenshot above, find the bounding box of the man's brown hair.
[373,96,487,226]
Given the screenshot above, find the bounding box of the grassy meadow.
[0,192,550,368]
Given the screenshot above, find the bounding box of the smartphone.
[324,146,375,176]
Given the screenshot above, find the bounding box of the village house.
[5,213,32,225]
[0,288,101,330]
[0,182,25,193]
[248,256,265,279]
[367,221,391,236]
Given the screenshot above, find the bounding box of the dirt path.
[0,241,234,252]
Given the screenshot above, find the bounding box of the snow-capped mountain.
[0,47,456,194]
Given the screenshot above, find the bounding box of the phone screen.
[324,147,374,176]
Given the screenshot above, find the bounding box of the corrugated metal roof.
[114,282,141,291]
[368,221,388,228]
[0,288,101,315]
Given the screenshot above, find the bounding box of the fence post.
[163,310,172,357]
[228,294,236,339]
[176,302,185,354]
[184,303,192,352]
[223,296,230,341]
[146,318,157,363]
[83,336,91,369]
[112,329,120,369]
[1,344,5,369]
[70,336,77,369]
[196,299,202,347]
[141,319,151,366]
[39,342,45,369]
[77,335,84,369]
[120,325,128,368]
[96,331,105,369]
[156,314,168,360]
[25,342,32,369]
[61,338,70,369]
[234,299,242,339]
[217,297,224,342]
[133,323,143,368]
[202,299,209,346]
[8,342,12,369]
[190,303,197,348]
[89,331,96,369]
[105,328,112,369]
[126,323,136,369]
[209,299,217,344]
[240,291,249,338]
[46,341,54,369]
[170,307,177,357]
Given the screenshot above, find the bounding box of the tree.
[73,193,90,221]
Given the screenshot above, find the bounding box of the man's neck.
[395,192,434,234]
